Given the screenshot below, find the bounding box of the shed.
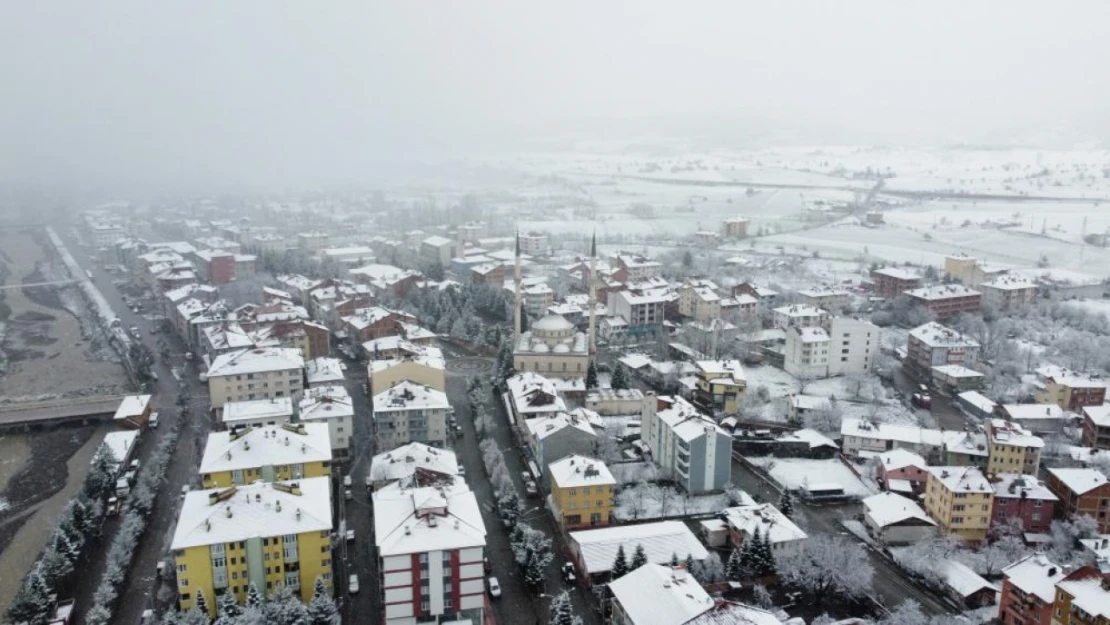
[862,492,937,545]
[939,559,998,608]
[112,394,153,429]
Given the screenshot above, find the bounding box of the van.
[149,412,160,429]
[115,478,131,497]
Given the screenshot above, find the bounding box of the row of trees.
[401,283,508,347]
[86,418,182,625]
[509,523,554,591]
[6,442,122,625]
[726,528,777,579]
[159,578,339,625]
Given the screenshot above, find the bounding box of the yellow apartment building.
[206,347,305,410]
[693,360,746,415]
[199,423,332,489]
[924,466,994,543]
[1052,568,1110,625]
[548,455,616,529]
[369,355,446,396]
[986,418,1044,475]
[171,478,333,613]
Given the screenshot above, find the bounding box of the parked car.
[525,481,539,498]
[140,609,155,625]
[342,475,353,488]
[180,485,190,497]
[487,577,501,598]
[562,562,576,585]
[912,392,932,409]
[345,529,355,542]
[344,489,353,501]
[106,497,120,515]
[348,574,360,595]
[457,464,466,476]
[149,412,160,429]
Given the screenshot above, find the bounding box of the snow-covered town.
[4,4,1110,625]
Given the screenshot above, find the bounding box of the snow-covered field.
[746,457,876,498]
[614,482,731,521]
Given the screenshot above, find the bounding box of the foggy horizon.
[3,1,1110,193]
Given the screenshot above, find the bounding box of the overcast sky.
[1,1,1107,192]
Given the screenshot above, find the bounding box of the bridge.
[0,279,79,291]
[0,395,126,432]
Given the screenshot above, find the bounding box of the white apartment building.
[979,275,1038,312]
[608,290,667,336]
[772,304,829,330]
[797,287,851,313]
[641,396,732,493]
[678,280,722,323]
[784,326,830,378]
[374,481,487,625]
[613,253,663,281]
[826,316,879,376]
[206,347,305,409]
[298,385,355,457]
[221,397,295,429]
[518,232,550,257]
[372,381,450,452]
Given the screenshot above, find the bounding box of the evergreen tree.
[684,553,695,573]
[215,592,241,622]
[749,528,767,576]
[6,571,53,625]
[611,364,629,390]
[181,606,209,625]
[264,586,309,625]
[726,546,744,580]
[779,491,795,519]
[548,591,582,625]
[611,544,629,578]
[195,588,210,615]
[586,362,598,390]
[758,531,777,575]
[630,543,648,570]
[84,443,118,501]
[306,577,339,625]
[244,583,262,609]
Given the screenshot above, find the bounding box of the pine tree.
[749,527,767,576]
[215,592,241,622]
[611,544,629,578]
[726,546,744,580]
[84,443,118,501]
[306,577,339,625]
[586,362,598,390]
[6,571,53,625]
[758,531,777,575]
[245,583,262,609]
[264,585,309,625]
[630,543,648,570]
[195,588,210,615]
[548,591,582,625]
[684,553,695,573]
[611,364,629,390]
[779,491,795,519]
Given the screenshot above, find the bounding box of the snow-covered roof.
[369,442,458,485]
[618,353,652,370]
[841,418,943,448]
[372,481,486,557]
[207,348,304,377]
[1036,365,1106,389]
[304,357,345,386]
[571,521,708,575]
[607,564,715,625]
[724,503,807,545]
[988,419,1045,448]
[222,397,295,425]
[525,411,597,442]
[655,396,729,443]
[956,391,997,414]
[981,275,1037,291]
[940,560,997,598]
[776,428,838,450]
[789,395,831,411]
[872,267,922,281]
[373,380,449,412]
[795,326,830,343]
[862,492,936,528]
[908,322,979,349]
[1002,555,1066,603]
[906,284,980,300]
[102,430,139,465]
[999,404,1065,422]
[506,372,566,415]
[877,448,927,471]
[343,306,396,330]
[991,473,1057,502]
[686,604,781,625]
[926,466,992,494]
[798,287,850,298]
[298,385,354,421]
[1057,577,1110,618]
[548,455,615,489]
[171,477,332,550]
[695,360,744,383]
[1047,467,1109,495]
[773,303,826,317]
[113,394,151,421]
[931,364,983,379]
[1085,405,1110,427]
[422,235,454,247]
[200,423,332,474]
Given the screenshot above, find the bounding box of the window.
[177,564,188,573]
[179,578,189,588]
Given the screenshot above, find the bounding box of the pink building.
[990,473,1057,534]
[876,448,929,496]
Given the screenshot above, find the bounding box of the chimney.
[295,508,301,521]
[225,505,232,518]
[276,500,282,513]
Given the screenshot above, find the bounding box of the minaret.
[587,231,598,360]
[513,229,522,343]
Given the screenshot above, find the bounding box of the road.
[726,454,957,616]
[58,228,214,625]
[892,366,968,431]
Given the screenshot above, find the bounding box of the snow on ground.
[1063,298,1110,320]
[609,461,659,485]
[0,497,8,513]
[743,365,800,399]
[746,457,876,498]
[614,482,731,521]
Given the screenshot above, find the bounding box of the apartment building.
[999,555,1066,625]
[548,455,616,530]
[826,316,879,376]
[296,231,329,253]
[368,443,458,491]
[924,466,993,543]
[1046,468,1110,533]
[518,232,549,257]
[171,478,333,614]
[1083,406,1110,450]
[206,348,305,410]
[221,397,294,429]
[641,396,731,494]
[524,412,599,485]
[692,359,746,415]
[1051,566,1110,625]
[905,322,981,379]
[677,280,722,323]
[372,381,449,452]
[612,253,663,282]
[1036,365,1107,412]
[369,354,446,396]
[986,419,1044,475]
[990,473,1057,534]
[194,249,237,285]
[944,253,1008,287]
[981,276,1038,312]
[607,290,667,337]
[871,267,923,298]
[841,418,944,459]
[906,284,982,320]
[421,235,459,266]
[784,326,831,378]
[298,385,355,457]
[373,482,487,625]
[721,216,749,237]
[772,304,828,330]
[199,423,332,489]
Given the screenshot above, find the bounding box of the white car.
[487,576,501,598]
[148,412,160,429]
[345,529,355,542]
[348,574,360,595]
[342,475,353,488]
